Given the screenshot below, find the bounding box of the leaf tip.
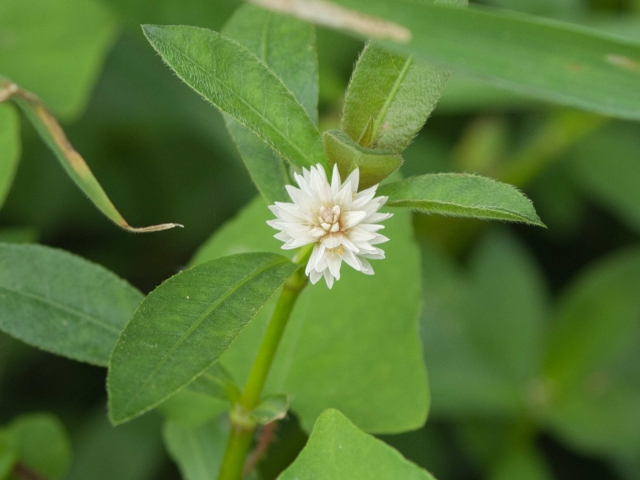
[123,222,184,233]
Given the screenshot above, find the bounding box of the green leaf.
[191,197,428,434]
[421,231,549,417]
[0,0,116,119]
[278,409,437,480]
[567,123,640,234]
[157,391,228,427]
[541,247,640,458]
[107,253,300,425]
[265,0,640,120]
[0,104,20,211]
[186,363,241,404]
[7,413,72,480]
[342,43,448,152]
[6,87,181,233]
[163,418,228,480]
[142,24,328,171]
[252,394,289,424]
[544,248,640,390]
[379,174,544,226]
[0,244,143,366]
[222,4,318,123]
[324,129,403,190]
[222,4,318,203]
[67,412,165,480]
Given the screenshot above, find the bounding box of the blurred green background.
[1,0,640,478]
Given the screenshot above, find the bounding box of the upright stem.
[217,256,309,480]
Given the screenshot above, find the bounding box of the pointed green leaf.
[0,244,143,366]
[252,394,289,424]
[342,43,448,153]
[191,197,428,434]
[0,104,20,210]
[222,4,319,203]
[324,129,403,190]
[222,4,319,124]
[6,86,181,233]
[0,0,116,119]
[163,418,228,480]
[6,414,72,480]
[142,24,328,171]
[108,253,300,425]
[262,0,640,119]
[278,409,437,480]
[379,174,544,226]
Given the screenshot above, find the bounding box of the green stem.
[217,249,310,480]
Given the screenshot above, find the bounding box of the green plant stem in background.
[218,248,311,480]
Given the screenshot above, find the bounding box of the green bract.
[342,43,447,152]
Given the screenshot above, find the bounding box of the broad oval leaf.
[0,244,143,366]
[0,0,116,119]
[278,409,437,480]
[258,0,640,120]
[379,173,544,226]
[142,24,328,171]
[191,197,428,434]
[0,104,20,210]
[107,253,300,425]
[222,4,319,203]
[342,43,448,153]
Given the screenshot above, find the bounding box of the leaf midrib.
[153,35,317,168]
[371,55,413,144]
[0,283,121,334]
[386,198,539,223]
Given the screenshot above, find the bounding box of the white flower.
[267,164,392,289]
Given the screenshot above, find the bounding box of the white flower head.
[267,163,392,289]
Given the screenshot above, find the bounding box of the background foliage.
[1,0,640,478]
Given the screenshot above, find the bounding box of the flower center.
[319,205,341,233]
